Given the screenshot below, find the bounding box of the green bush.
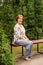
[0,28,16,65]
[0,0,43,40]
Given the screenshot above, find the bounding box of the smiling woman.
[14,14,33,61]
[0,0,4,6]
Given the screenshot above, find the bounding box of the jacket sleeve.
[14,26,22,39]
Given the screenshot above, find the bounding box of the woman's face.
[18,16,23,24]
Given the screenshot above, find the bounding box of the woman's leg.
[15,40,33,58]
[24,41,33,58]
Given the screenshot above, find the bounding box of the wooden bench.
[10,39,43,56]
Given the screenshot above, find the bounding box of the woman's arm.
[21,34,30,41]
[14,25,29,41]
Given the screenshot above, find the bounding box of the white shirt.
[14,23,25,42]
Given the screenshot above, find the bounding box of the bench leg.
[37,44,43,54]
[22,46,24,56]
[11,45,12,53]
[37,44,39,53]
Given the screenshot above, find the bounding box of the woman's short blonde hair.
[16,14,24,21]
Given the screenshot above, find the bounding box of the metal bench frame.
[10,41,43,56]
[10,30,43,56]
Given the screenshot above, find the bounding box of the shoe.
[24,57,31,61]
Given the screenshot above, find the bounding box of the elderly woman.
[14,14,33,61]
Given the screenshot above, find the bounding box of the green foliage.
[0,28,16,65]
[0,3,16,36]
[0,23,15,65]
[0,0,43,39]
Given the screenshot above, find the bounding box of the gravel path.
[16,53,43,65]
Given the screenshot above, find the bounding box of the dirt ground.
[16,52,43,65]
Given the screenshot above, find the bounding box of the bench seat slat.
[10,43,21,47]
[32,39,43,44]
[10,39,43,47]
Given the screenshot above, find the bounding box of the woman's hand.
[21,34,30,41]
